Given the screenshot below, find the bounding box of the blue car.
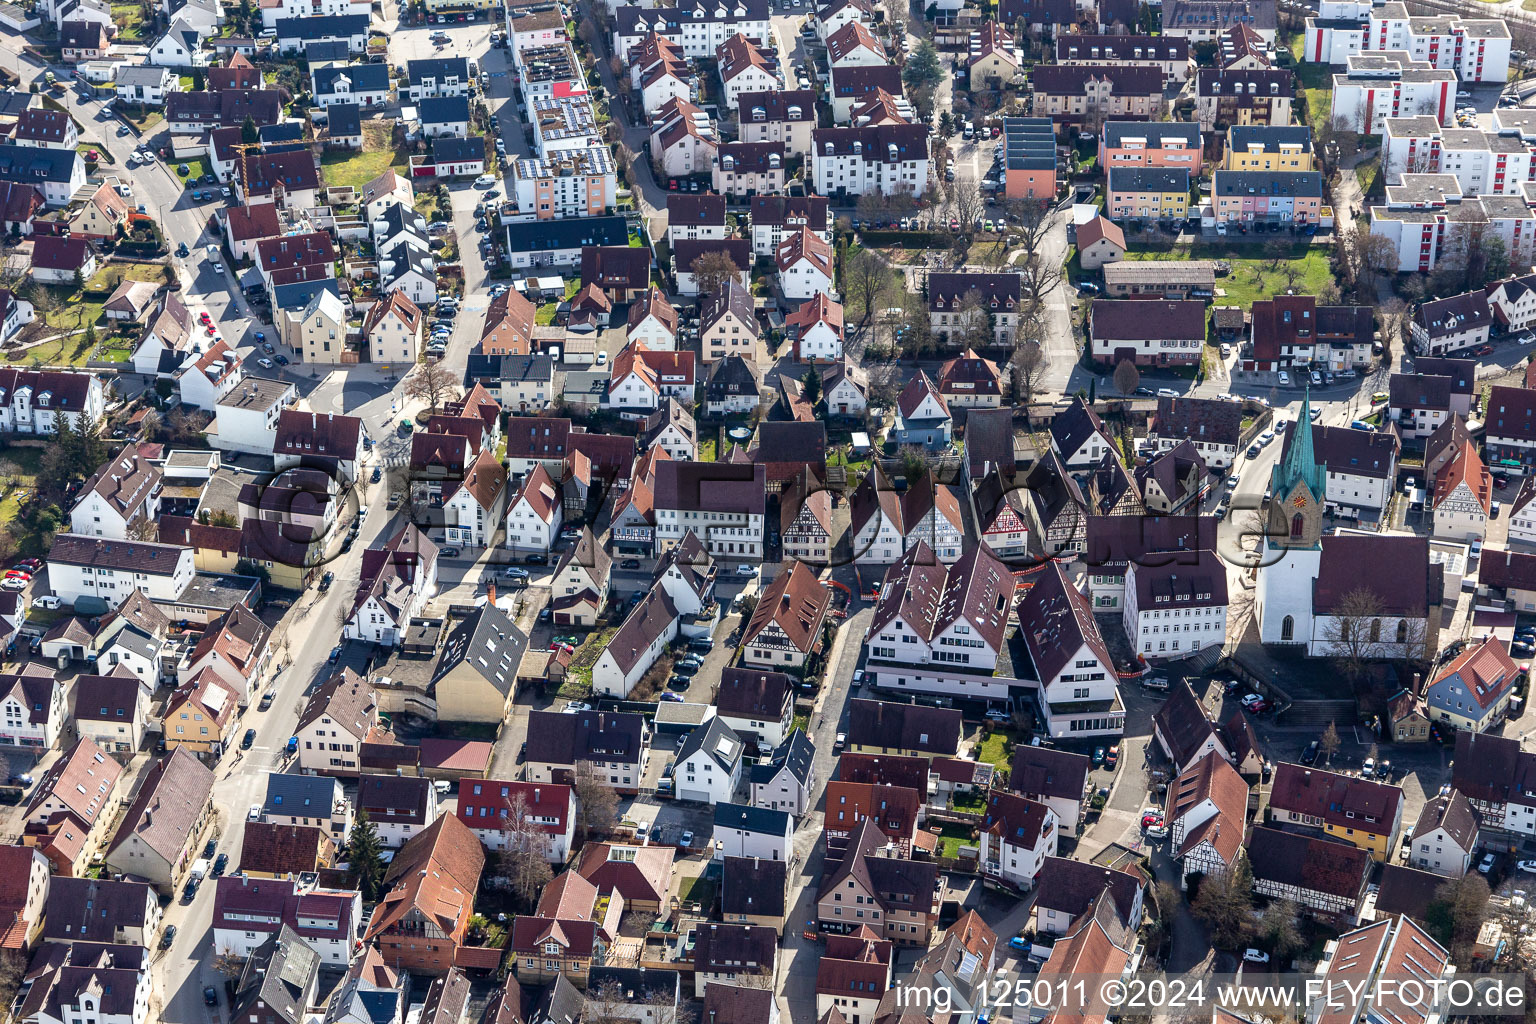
[1009,936,1029,952]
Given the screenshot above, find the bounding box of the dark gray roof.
[418,95,470,125]
[234,925,320,1024]
[1109,166,1189,193]
[432,136,484,164]
[0,144,79,185]
[432,602,527,697]
[504,215,628,254]
[749,729,814,786]
[712,800,792,836]
[327,102,362,137]
[678,718,744,772]
[721,855,787,918]
[43,877,155,942]
[263,773,342,817]
[313,62,388,94]
[703,281,757,338]
[272,277,342,312]
[407,56,469,86]
[275,13,368,39]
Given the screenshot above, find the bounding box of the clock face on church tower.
[1292,493,1309,509]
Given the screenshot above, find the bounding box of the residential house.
[71,672,149,754]
[978,792,1058,891]
[749,730,815,815]
[293,669,381,777]
[1167,750,1248,888]
[1246,826,1371,923]
[1269,762,1405,862]
[1423,635,1516,732]
[712,802,792,862]
[455,779,575,861]
[1406,789,1480,877]
[524,709,649,793]
[102,747,213,890]
[815,818,939,945]
[356,774,438,849]
[363,814,486,975]
[431,601,527,724]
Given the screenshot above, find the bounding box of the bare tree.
[585,978,629,1024]
[1320,721,1341,764]
[844,249,892,326]
[691,251,742,297]
[1321,586,1387,684]
[1005,200,1065,320]
[1012,343,1049,407]
[951,180,986,235]
[0,951,22,1013]
[649,987,697,1024]
[1435,874,1491,963]
[403,362,460,416]
[497,792,554,909]
[572,760,620,839]
[1190,855,1254,948]
[1113,360,1140,396]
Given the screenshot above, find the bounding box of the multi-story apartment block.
[1031,64,1164,127]
[1057,34,1191,83]
[810,123,930,198]
[1370,175,1536,274]
[927,273,1022,347]
[510,146,616,220]
[1106,166,1189,220]
[1224,124,1315,171]
[1100,120,1202,172]
[612,0,772,59]
[1305,0,1509,83]
[1210,169,1324,225]
[1195,68,1294,130]
[1382,117,1532,192]
[1331,51,1455,134]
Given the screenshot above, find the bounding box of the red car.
[1141,813,1163,828]
[1474,344,1495,356]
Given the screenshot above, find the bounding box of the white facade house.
[1433,455,1491,543]
[1510,478,1536,545]
[0,369,105,436]
[674,719,744,806]
[978,792,1058,892]
[455,779,576,863]
[712,802,793,863]
[612,0,773,60]
[504,464,563,554]
[1123,550,1228,661]
[1330,51,1455,134]
[442,449,508,550]
[208,379,299,457]
[1305,1,1511,83]
[70,447,161,540]
[1019,563,1124,739]
[1408,791,1478,878]
[591,585,680,699]
[260,0,369,28]
[749,731,814,816]
[0,672,64,749]
[46,536,196,606]
[811,124,930,199]
[775,228,834,302]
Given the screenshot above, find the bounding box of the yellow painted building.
[1269,763,1403,863]
[163,673,242,754]
[1223,125,1315,171]
[1106,166,1190,221]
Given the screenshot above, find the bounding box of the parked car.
[1301,740,1319,765]
[1243,949,1271,964]
[1480,852,1498,874]
[241,728,256,749]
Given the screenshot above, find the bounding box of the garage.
[678,786,712,804]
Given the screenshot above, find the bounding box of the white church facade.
[1256,395,1443,661]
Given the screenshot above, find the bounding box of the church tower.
[1257,391,1326,646]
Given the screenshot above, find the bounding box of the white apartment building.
[1383,118,1533,192]
[1123,551,1229,661]
[1330,51,1455,134]
[811,124,931,199]
[1370,176,1536,275]
[612,0,772,59]
[510,146,616,220]
[1304,0,1511,83]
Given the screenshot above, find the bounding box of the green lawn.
[320,148,407,194]
[1121,244,1333,309]
[977,730,1019,771]
[1295,61,1335,136]
[536,302,558,325]
[698,438,717,461]
[172,157,209,182]
[85,262,166,294]
[936,824,973,860]
[111,2,145,40]
[0,448,42,531]
[1355,157,1382,198]
[678,876,716,909]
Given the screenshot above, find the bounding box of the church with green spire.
[1257,391,1326,644]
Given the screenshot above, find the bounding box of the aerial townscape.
[7,0,1536,1019]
